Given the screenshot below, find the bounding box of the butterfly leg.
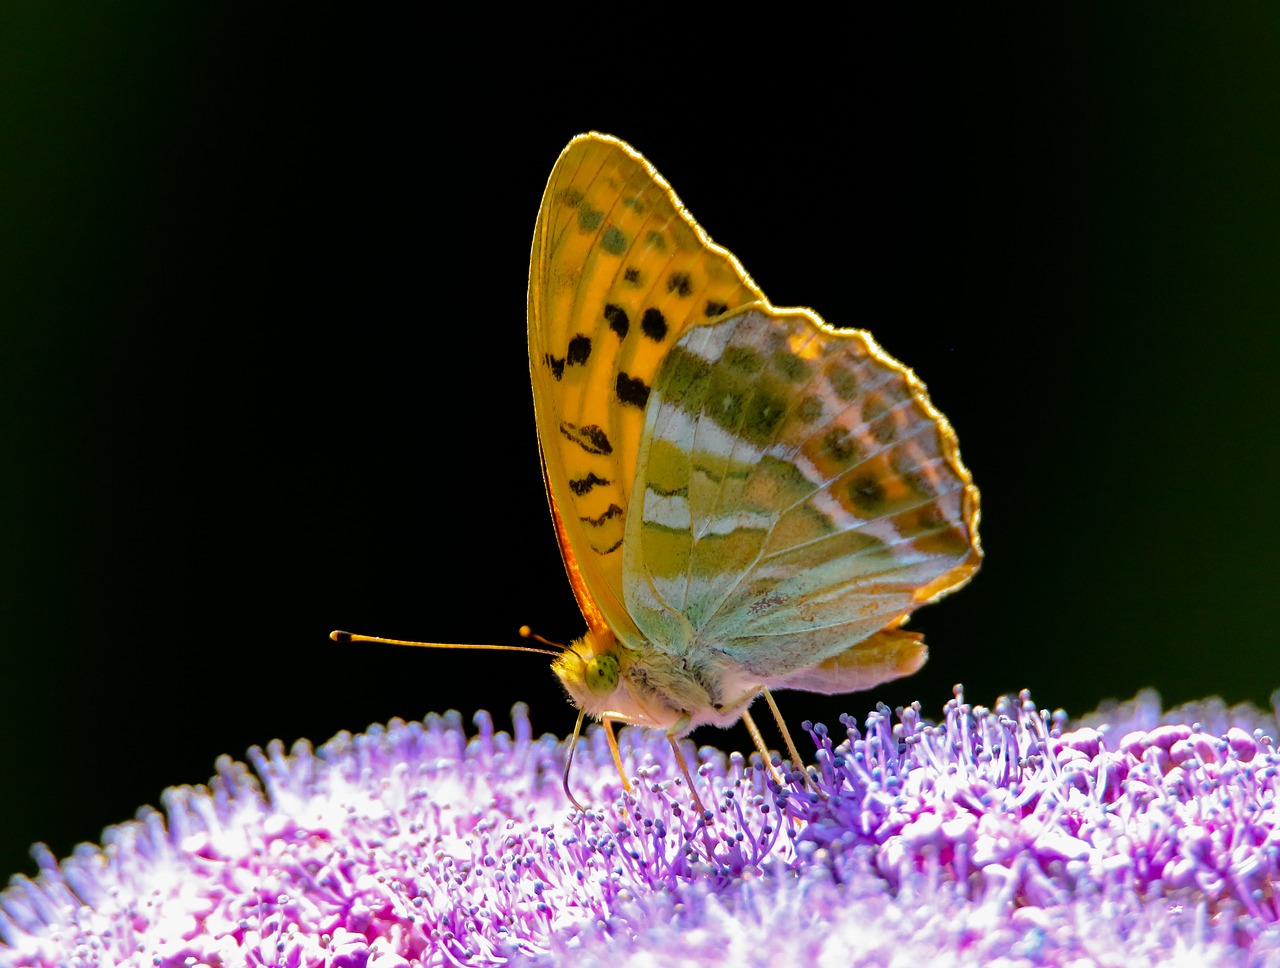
[602,717,632,795]
[663,718,709,815]
[562,708,590,811]
[760,688,818,792]
[739,707,787,787]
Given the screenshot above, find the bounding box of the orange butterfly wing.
[528,134,763,642]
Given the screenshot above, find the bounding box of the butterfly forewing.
[529,134,763,640]
[623,306,981,682]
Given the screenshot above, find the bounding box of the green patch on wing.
[723,346,765,375]
[700,366,793,448]
[644,439,692,496]
[772,349,811,382]
[655,346,713,410]
[747,454,819,508]
[762,501,840,553]
[639,519,768,581]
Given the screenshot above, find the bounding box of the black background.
[2,7,1278,879]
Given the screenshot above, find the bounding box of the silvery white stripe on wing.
[782,451,829,489]
[677,317,737,365]
[649,405,768,472]
[648,393,688,452]
[641,490,692,530]
[649,404,697,456]
[697,510,776,537]
[807,487,861,531]
[692,419,764,468]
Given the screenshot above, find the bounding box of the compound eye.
[584,654,620,697]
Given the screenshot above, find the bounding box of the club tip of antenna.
[330,630,353,642]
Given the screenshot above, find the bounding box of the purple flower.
[4,687,1280,967]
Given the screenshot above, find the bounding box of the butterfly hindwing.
[529,134,763,641]
[623,306,981,682]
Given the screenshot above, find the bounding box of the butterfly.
[335,133,981,807]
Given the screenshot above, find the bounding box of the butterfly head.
[551,628,685,731]
[552,628,624,716]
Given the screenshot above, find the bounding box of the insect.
[334,133,981,807]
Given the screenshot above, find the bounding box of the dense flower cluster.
[3,687,1280,967]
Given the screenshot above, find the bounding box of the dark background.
[2,7,1278,879]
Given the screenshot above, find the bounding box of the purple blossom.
[4,687,1280,967]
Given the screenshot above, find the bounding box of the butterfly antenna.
[562,708,588,811]
[519,625,568,651]
[329,630,561,658]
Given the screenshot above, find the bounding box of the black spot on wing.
[570,472,611,496]
[544,353,565,380]
[667,272,693,297]
[560,422,613,455]
[567,335,592,366]
[705,300,728,318]
[623,267,642,286]
[616,372,651,409]
[604,304,630,339]
[848,475,887,515]
[641,308,668,342]
[581,504,624,527]
[823,427,860,463]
